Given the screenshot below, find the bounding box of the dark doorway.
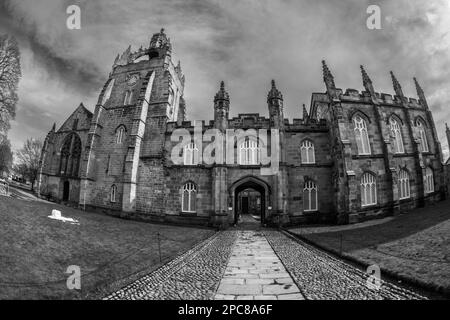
[233,180,266,226]
[241,197,249,214]
[63,181,70,201]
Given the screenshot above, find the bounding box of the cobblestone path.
[105,231,237,300]
[265,231,426,300]
[215,231,304,300]
[104,229,426,300]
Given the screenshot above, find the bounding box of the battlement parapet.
[339,88,425,108]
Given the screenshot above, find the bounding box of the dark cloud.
[0,0,448,159]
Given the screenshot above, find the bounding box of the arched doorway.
[63,181,70,201]
[230,177,270,226]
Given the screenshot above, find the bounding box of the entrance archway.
[62,181,70,201]
[229,176,270,226]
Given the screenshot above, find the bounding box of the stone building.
[444,124,450,197]
[37,29,446,227]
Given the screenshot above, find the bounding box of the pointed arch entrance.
[229,176,271,226]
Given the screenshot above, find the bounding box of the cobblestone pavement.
[105,231,237,300]
[215,231,304,300]
[104,229,426,300]
[265,231,426,300]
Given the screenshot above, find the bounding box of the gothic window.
[123,90,133,105]
[303,180,318,212]
[184,142,199,166]
[389,117,404,154]
[239,137,260,165]
[416,119,429,152]
[59,133,82,177]
[116,126,126,144]
[110,185,117,203]
[423,167,434,194]
[301,140,315,164]
[106,155,111,175]
[398,169,411,200]
[361,172,377,207]
[182,182,197,213]
[353,115,371,155]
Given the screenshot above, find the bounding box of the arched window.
[303,180,318,212]
[301,140,315,164]
[390,117,404,154]
[361,172,377,207]
[184,142,199,166]
[110,185,117,203]
[415,119,429,152]
[423,167,434,194]
[59,133,82,177]
[398,169,410,200]
[123,90,133,105]
[182,182,197,213]
[239,137,260,165]
[116,126,126,144]
[353,115,371,155]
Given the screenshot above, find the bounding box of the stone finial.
[51,123,56,132]
[390,71,404,98]
[214,81,230,102]
[267,79,283,102]
[414,77,428,108]
[302,104,309,121]
[322,60,335,89]
[360,65,375,97]
[150,28,171,50]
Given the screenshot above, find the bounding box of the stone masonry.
[37,29,446,228]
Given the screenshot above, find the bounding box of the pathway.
[215,231,303,300]
[104,229,426,300]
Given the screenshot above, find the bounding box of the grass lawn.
[0,195,215,300]
[289,200,450,295]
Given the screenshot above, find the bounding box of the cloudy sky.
[1,0,449,159]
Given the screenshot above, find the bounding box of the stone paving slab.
[214,231,304,300]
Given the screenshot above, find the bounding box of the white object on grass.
[48,209,79,225]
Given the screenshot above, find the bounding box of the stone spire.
[267,80,283,102]
[414,77,429,109]
[322,60,335,90]
[446,123,450,158]
[302,104,309,122]
[360,65,376,99]
[390,71,404,99]
[214,81,230,103]
[267,80,284,128]
[51,123,56,132]
[149,28,171,50]
[214,81,230,130]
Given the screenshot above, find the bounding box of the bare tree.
[15,138,42,191]
[0,34,21,139]
[0,137,13,178]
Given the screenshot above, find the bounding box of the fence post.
[339,234,343,255]
[157,232,162,263]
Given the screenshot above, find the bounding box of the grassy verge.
[288,200,450,297]
[0,195,215,300]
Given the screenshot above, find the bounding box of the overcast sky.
[0,0,449,159]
